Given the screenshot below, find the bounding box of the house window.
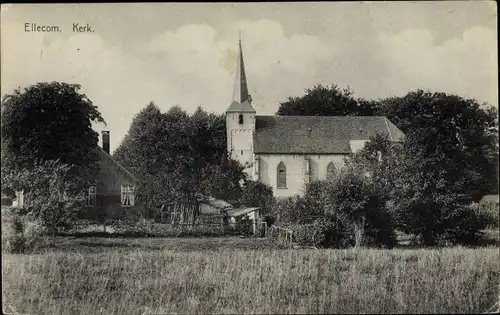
[238,114,244,124]
[326,162,336,180]
[14,190,24,208]
[121,185,135,207]
[277,162,287,189]
[86,186,96,206]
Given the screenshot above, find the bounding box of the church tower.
[226,39,256,178]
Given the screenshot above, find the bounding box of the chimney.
[102,131,110,154]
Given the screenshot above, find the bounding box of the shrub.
[321,164,397,248]
[1,206,25,253]
[20,217,47,250]
[240,180,275,217]
[1,206,47,253]
[290,217,353,248]
[479,202,499,229]
[232,216,254,236]
[272,196,305,225]
[441,204,489,245]
[2,160,85,234]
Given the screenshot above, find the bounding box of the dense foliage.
[277,87,498,203]
[113,103,248,214]
[2,160,85,235]
[239,180,275,216]
[1,82,106,187]
[378,90,498,203]
[352,134,490,246]
[276,84,376,116]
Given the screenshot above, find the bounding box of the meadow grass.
[2,238,499,315]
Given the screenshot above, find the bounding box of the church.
[226,40,405,197]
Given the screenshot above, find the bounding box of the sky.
[1,2,497,153]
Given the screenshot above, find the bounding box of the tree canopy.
[278,84,498,201]
[377,90,498,201]
[1,82,106,187]
[113,103,247,213]
[276,84,377,116]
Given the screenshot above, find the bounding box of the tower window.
[238,114,244,124]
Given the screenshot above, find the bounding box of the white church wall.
[256,153,348,197]
[349,140,368,154]
[307,154,347,181]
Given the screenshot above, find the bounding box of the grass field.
[2,237,499,314]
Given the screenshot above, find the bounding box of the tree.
[377,90,498,202]
[2,160,85,235]
[276,84,376,116]
[1,82,106,186]
[350,132,489,246]
[386,135,488,246]
[113,103,178,212]
[113,103,248,214]
[239,180,275,216]
[321,162,396,248]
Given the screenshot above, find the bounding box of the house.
[479,194,499,207]
[224,207,261,234]
[6,131,138,219]
[84,131,138,219]
[199,198,233,215]
[226,40,405,197]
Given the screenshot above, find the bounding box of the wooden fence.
[156,201,207,226]
[267,225,294,248]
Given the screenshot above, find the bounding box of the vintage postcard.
[1,2,498,315]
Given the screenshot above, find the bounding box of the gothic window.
[121,185,135,207]
[254,157,260,180]
[238,114,244,125]
[86,186,96,206]
[277,162,287,189]
[326,162,336,180]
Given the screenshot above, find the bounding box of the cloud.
[371,26,497,105]
[1,18,497,153]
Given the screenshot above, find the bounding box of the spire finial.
[239,30,242,42]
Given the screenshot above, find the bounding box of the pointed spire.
[232,36,251,104]
[227,36,255,113]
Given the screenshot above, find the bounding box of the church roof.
[254,115,405,154]
[226,100,256,113]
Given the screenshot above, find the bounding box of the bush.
[1,206,47,253]
[272,196,305,225]
[441,205,490,245]
[1,207,25,253]
[230,216,254,236]
[479,202,499,229]
[240,180,275,217]
[321,164,397,248]
[2,160,85,234]
[290,217,353,248]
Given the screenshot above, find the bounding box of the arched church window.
[238,114,244,125]
[326,162,336,180]
[277,162,287,189]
